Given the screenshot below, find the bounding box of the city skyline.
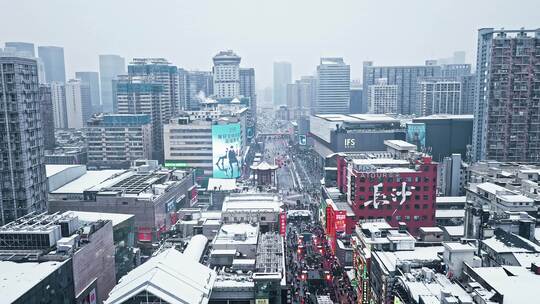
[1,0,538,87]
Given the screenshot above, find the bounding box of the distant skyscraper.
[273,61,292,107]
[363,61,440,115]
[5,42,35,57]
[50,82,67,128]
[213,50,241,99]
[99,54,125,113]
[287,76,317,119]
[182,70,213,110]
[473,28,540,162]
[0,56,48,224]
[65,79,92,129]
[349,81,363,114]
[116,75,168,162]
[38,46,66,83]
[75,71,101,113]
[368,78,398,114]
[460,74,476,115]
[39,85,56,150]
[316,58,350,114]
[417,77,462,115]
[240,67,256,114]
[128,58,180,115]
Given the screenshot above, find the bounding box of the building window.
[359,205,365,209]
[414,216,420,221]
[423,204,428,209]
[405,216,411,221]
[396,216,402,221]
[386,216,392,222]
[414,204,420,209]
[415,195,420,200]
[423,195,429,200]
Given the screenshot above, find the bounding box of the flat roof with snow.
[45,164,85,178]
[51,170,128,194]
[64,211,134,226]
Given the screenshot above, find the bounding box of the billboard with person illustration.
[406,122,426,150]
[212,123,242,179]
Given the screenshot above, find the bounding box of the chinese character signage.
[363,182,415,211]
[212,123,242,178]
[279,212,287,236]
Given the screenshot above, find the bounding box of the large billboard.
[212,123,242,179]
[406,123,426,150]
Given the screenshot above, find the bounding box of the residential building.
[460,73,476,114]
[438,153,467,196]
[39,84,56,150]
[335,141,438,234]
[417,77,463,115]
[473,28,540,162]
[86,113,153,169]
[37,46,65,83]
[99,54,125,113]
[75,71,101,113]
[0,56,48,225]
[362,61,440,115]
[115,75,168,162]
[367,78,398,114]
[240,67,256,112]
[65,79,92,129]
[316,57,350,114]
[50,81,67,128]
[273,61,292,107]
[287,76,317,119]
[213,50,241,99]
[128,58,180,115]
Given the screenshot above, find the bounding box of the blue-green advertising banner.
[212,123,242,178]
[406,123,426,150]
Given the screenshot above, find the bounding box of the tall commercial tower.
[38,46,66,83]
[39,85,55,150]
[240,67,256,115]
[75,71,101,113]
[363,61,440,115]
[0,56,48,224]
[472,28,540,162]
[417,77,462,115]
[128,58,180,115]
[116,75,167,162]
[5,42,35,57]
[65,79,92,129]
[273,61,292,107]
[349,80,363,114]
[316,58,350,114]
[50,82,67,128]
[213,50,241,99]
[287,75,317,118]
[99,54,125,113]
[368,78,398,114]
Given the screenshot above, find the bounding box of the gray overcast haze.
[1,0,539,87]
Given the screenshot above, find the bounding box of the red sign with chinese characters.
[279,212,287,236]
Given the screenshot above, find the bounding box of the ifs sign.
[344,138,356,148]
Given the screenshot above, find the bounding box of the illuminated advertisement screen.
[212,123,242,179]
[406,123,426,150]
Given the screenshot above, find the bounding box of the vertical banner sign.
[406,123,426,150]
[279,212,287,236]
[299,135,307,145]
[212,123,242,178]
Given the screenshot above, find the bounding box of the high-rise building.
[128,58,180,115]
[38,46,66,83]
[39,85,55,150]
[99,54,125,113]
[472,28,540,162]
[115,75,167,162]
[349,81,363,114]
[368,78,398,114]
[273,61,292,107]
[50,82,67,129]
[0,56,48,224]
[316,58,350,114]
[5,42,35,57]
[287,76,317,119]
[75,71,101,113]
[65,79,92,129]
[417,77,462,116]
[213,50,241,99]
[460,74,476,115]
[181,70,213,111]
[86,113,153,169]
[240,68,256,113]
[363,61,440,115]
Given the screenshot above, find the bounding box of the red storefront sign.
[279,212,287,236]
[138,227,152,242]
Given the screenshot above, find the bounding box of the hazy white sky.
[1,0,538,88]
